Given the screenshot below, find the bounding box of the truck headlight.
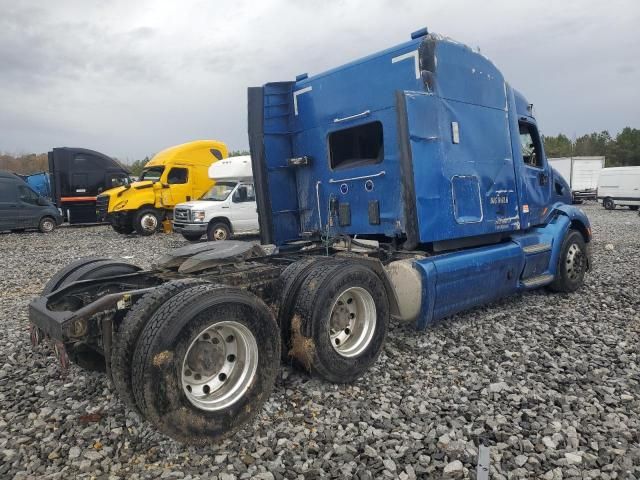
[193,211,205,222]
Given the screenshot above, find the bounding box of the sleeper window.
[329,121,383,170]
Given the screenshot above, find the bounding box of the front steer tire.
[291,261,389,384]
[38,216,56,233]
[207,221,231,241]
[134,208,162,236]
[111,279,210,412]
[131,284,280,445]
[548,229,588,293]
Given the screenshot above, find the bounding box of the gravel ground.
[0,203,638,479]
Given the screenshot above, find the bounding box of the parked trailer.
[29,27,591,444]
[597,166,640,210]
[548,156,605,202]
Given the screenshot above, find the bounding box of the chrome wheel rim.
[181,321,258,411]
[140,213,158,232]
[41,220,54,232]
[329,287,376,358]
[566,243,584,281]
[213,227,228,240]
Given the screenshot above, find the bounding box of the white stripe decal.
[293,86,312,116]
[392,50,420,79]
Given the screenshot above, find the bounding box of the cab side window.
[18,186,39,205]
[232,184,255,203]
[167,168,188,184]
[519,122,543,168]
[107,174,129,188]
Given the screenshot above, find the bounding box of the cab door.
[0,181,18,230]
[162,167,192,206]
[16,185,43,228]
[230,183,259,232]
[518,120,552,225]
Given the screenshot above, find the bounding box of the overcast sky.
[1,0,638,162]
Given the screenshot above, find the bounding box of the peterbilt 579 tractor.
[29,28,590,444]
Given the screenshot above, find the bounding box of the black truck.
[48,147,131,224]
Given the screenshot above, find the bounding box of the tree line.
[2,129,638,176]
[0,153,48,175]
[543,127,640,167]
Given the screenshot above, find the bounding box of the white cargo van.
[172,156,259,241]
[597,166,640,210]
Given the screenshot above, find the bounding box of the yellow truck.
[97,140,227,235]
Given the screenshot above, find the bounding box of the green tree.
[574,131,611,157]
[607,128,640,167]
[543,134,573,157]
[126,157,150,177]
[228,150,250,157]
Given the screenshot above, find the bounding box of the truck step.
[521,273,554,288]
[523,243,552,254]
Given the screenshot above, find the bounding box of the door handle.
[539,172,548,186]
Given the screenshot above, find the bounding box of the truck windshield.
[200,182,237,201]
[140,167,164,181]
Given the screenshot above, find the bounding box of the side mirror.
[37,197,49,206]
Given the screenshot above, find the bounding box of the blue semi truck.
[29,28,590,444]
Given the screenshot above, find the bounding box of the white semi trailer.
[548,156,605,202]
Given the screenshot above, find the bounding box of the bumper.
[173,222,207,234]
[100,211,130,226]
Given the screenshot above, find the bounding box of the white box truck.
[172,156,260,240]
[597,166,640,210]
[548,156,605,202]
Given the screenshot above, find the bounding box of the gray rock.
[0,204,637,480]
[68,446,81,459]
[488,381,509,393]
[443,460,464,478]
[383,459,396,472]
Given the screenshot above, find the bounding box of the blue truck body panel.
[21,172,52,199]
[414,208,576,329]
[248,28,591,327]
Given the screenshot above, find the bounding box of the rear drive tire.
[207,222,230,241]
[182,232,203,242]
[41,258,141,371]
[603,198,615,210]
[39,216,56,233]
[548,230,587,293]
[111,279,209,412]
[277,257,338,362]
[291,261,389,384]
[131,284,280,444]
[134,208,161,236]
